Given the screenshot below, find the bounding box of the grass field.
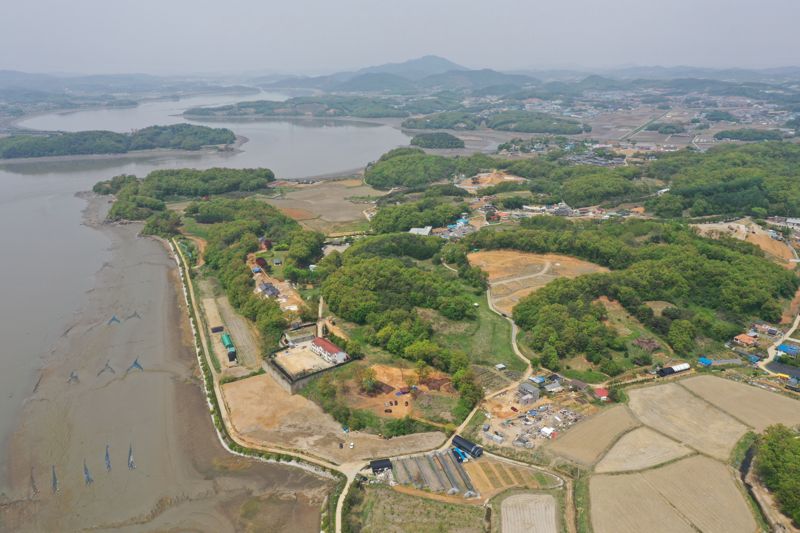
[426,295,524,372]
[344,484,485,533]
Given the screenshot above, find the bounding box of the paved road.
[760,312,800,374]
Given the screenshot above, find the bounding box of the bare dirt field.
[455,170,526,193]
[694,219,796,268]
[642,455,757,533]
[273,343,334,377]
[221,373,445,464]
[627,383,747,459]
[584,106,666,142]
[500,493,558,533]
[681,375,800,431]
[590,473,695,533]
[340,363,457,422]
[594,427,691,473]
[259,179,382,233]
[468,251,607,315]
[547,405,639,465]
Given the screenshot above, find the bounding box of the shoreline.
[0,193,333,532]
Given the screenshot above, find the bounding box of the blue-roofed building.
[778,343,800,356]
[698,357,713,367]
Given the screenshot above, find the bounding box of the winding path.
[179,251,573,533]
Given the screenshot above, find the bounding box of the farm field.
[468,251,608,315]
[590,473,694,533]
[547,405,639,465]
[680,375,800,431]
[345,485,484,533]
[627,383,747,459]
[500,493,558,533]
[221,373,445,464]
[463,458,560,499]
[257,178,382,234]
[594,427,691,473]
[641,455,757,533]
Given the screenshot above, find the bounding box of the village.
[166,152,800,533]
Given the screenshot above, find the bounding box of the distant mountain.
[357,55,466,80]
[332,72,418,93]
[515,65,800,83]
[418,69,537,90]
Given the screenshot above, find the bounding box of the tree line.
[0,124,235,159]
[93,167,275,231]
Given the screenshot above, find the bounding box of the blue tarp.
[251,267,261,273]
[698,357,713,367]
[778,343,800,355]
[530,376,545,384]
[749,355,761,364]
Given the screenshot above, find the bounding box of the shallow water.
[0,92,409,494]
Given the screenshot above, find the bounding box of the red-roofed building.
[594,387,609,401]
[734,334,757,347]
[311,337,349,364]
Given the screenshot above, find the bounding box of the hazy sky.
[1,0,797,75]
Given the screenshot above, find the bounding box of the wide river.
[0,92,409,492]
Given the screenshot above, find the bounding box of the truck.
[221,333,237,362]
[451,447,469,463]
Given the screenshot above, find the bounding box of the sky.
[1,0,798,75]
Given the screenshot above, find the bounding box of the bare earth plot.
[693,218,796,268]
[642,455,757,533]
[501,493,558,533]
[547,405,639,465]
[590,474,695,533]
[594,426,692,473]
[259,179,383,233]
[221,374,445,464]
[627,383,747,459]
[463,458,560,500]
[468,251,607,315]
[680,375,800,431]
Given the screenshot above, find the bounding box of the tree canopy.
[410,132,465,149]
[0,124,235,159]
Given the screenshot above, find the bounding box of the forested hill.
[456,218,798,371]
[0,124,236,159]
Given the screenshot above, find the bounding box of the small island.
[410,132,465,149]
[0,123,236,159]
